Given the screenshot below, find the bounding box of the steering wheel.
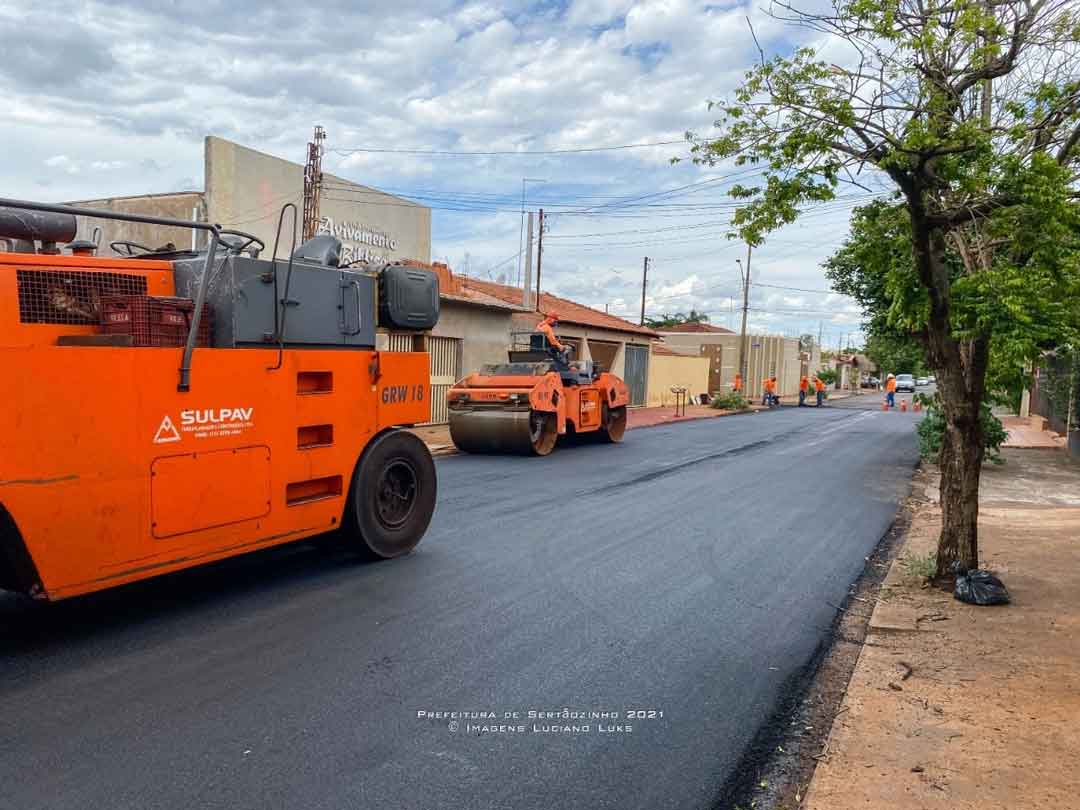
[110,240,154,256]
[217,229,265,257]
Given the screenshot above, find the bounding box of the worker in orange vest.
[799,375,809,407]
[884,373,897,408]
[814,375,826,406]
[762,376,778,406]
[733,373,742,393]
[537,311,569,365]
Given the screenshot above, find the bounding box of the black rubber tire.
[345,430,437,560]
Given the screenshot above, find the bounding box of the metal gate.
[388,333,461,424]
[700,344,723,394]
[624,344,649,407]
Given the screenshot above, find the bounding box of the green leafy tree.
[689,0,1080,576]
[645,309,712,329]
[862,334,928,378]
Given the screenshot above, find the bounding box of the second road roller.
[447,316,629,456]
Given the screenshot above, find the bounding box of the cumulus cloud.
[2,0,868,341]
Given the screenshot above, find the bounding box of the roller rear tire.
[345,430,437,559]
[600,405,627,443]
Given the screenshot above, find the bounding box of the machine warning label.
[153,408,255,443]
[153,416,181,444]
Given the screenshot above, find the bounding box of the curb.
[625,406,761,432]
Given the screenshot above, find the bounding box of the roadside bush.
[901,552,937,581]
[711,391,750,411]
[916,397,1008,464]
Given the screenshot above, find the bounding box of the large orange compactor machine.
[446,334,630,455]
[0,199,441,601]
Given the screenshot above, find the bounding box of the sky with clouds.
[3,0,880,347]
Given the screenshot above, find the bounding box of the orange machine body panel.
[0,253,430,600]
[447,369,628,436]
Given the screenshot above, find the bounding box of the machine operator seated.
[536,310,572,368]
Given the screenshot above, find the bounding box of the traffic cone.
[882,400,889,411]
[900,400,908,412]
[913,401,922,413]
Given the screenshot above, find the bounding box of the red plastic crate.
[100,295,213,347]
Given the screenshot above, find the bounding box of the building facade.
[70,136,431,264]
[657,323,815,398]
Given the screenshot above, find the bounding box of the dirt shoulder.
[802,448,1080,809]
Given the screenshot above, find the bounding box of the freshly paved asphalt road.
[0,399,918,810]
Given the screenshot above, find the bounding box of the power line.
[328,140,684,156]
[753,282,837,294]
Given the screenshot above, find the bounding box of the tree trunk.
[935,401,984,575]
[906,199,990,578]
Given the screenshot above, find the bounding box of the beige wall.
[432,301,515,377]
[647,351,710,407]
[660,331,804,396]
[68,192,204,253]
[204,136,431,263]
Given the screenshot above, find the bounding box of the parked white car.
[895,373,916,393]
[916,376,929,387]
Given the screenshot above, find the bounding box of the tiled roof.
[656,322,735,334]
[460,277,659,338]
[399,260,526,311]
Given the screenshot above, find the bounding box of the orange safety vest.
[764,378,776,394]
[537,320,563,351]
[886,377,896,392]
[800,376,809,392]
[814,378,825,392]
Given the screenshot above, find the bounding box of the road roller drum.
[446,334,630,456]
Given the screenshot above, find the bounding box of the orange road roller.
[0,199,440,601]
[447,333,629,455]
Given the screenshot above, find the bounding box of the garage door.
[624,344,649,407]
[388,334,461,424]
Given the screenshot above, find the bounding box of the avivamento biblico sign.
[318,216,399,265]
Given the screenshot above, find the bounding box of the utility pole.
[301,125,325,241]
[518,178,546,286]
[736,243,752,386]
[522,212,534,309]
[534,208,544,311]
[639,256,649,326]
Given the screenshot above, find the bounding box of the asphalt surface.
[0,398,919,810]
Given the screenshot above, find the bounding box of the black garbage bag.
[953,564,1010,606]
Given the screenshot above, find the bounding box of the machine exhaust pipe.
[0,206,78,244]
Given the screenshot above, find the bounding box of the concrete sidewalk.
[804,449,1080,809]
[1000,414,1067,449]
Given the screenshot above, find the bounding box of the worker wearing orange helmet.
[799,374,809,407]
[537,310,569,365]
[814,375,826,406]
